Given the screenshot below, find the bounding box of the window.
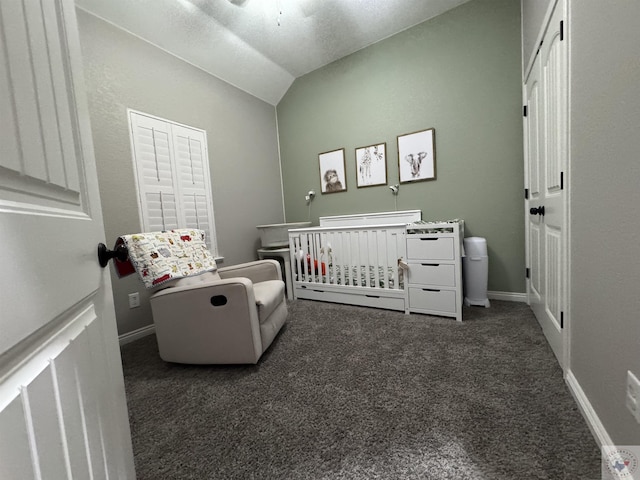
[128,110,218,254]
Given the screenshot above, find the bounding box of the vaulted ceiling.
[75,0,471,105]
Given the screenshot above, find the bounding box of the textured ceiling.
[76,0,471,105]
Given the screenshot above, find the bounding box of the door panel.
[0,0,135,477]
[529,222,542,300]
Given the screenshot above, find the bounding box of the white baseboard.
[564,370,637,479]
[566,369,612,448]
[119,324,155,346]
[487,291,528,303]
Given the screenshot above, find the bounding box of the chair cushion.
[253,280,285,323]
[168,270,221,287]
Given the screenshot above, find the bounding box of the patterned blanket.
[115,229,217,288]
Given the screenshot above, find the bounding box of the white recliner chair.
[150,259,287,364]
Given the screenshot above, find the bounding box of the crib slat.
[367,230,372,287]
[391,231,399,288]
[360,230,366,287]
[380,229,388,289]
[357,231,362,286]
[388,231,396,289]
[292,235,302,284]
[302,233,313,282]
[340,230,347,286]
[375,230,382,288]
[320,231,328,284]
[346,230,353,286]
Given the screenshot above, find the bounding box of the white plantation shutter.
[171,125,215,249]
[129,110,217,253]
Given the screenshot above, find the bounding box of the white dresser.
[405,220,464,321]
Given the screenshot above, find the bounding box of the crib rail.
[288,224,407,292]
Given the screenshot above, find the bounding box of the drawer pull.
[419,238,438,241]
[421,263,440,267]
[365,295,380,298]
[422,288,441,292]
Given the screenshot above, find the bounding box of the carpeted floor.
[120,300,601,480]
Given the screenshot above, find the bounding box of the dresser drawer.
[407,263,455,286]
[408,287,457,314]
[407,237,454,260]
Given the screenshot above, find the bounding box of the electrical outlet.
[626,371,640,423]
[128,292,140,309]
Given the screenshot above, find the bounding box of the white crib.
[287,211,421,312]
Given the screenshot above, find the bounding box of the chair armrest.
[218,259,282,283]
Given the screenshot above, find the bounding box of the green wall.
[277,0,524,293]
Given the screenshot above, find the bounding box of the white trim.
[118,324,155,346]
[274,107,287,223]
[566,371,640,479]
[563,0,573,375]
[565,370,612,448]
[487,291,528,303]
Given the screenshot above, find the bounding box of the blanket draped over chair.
[114,229,217,288]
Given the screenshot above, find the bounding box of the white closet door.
[129,112,180,231]
[524,0,567,367]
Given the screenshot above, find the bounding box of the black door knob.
[529,206,545,216]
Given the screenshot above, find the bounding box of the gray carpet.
[121,300,601,480]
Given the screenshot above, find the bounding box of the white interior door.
[0,0,135,478]
[524,0,567,367]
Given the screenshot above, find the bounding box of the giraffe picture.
[355,142,387,188]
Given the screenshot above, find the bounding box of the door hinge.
[560,311,564,328]
[526,267,530,279]
[560,171,564,190]
[560,21,564,41]
[523,105,528,117]
[525,188,529,199]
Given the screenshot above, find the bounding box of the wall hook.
[97,243,128,268]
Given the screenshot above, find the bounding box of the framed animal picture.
[318,148,347,194]
[355,142,387,188]
[397,128,436,184]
